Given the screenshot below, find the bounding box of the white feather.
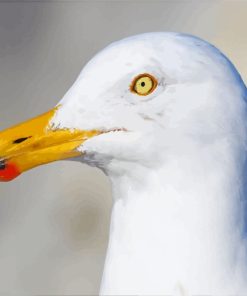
[51,32,247,295]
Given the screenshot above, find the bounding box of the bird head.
[0,32,246,181]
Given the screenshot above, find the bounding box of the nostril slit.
[13,136,31,144]
[0,160,5,170]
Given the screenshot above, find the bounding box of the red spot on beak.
[0,162,20,182]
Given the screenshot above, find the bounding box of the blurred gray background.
[0,1,246,294]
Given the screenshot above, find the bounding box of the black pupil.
[141,81,145,87]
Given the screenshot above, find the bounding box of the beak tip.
[0,162,20,182]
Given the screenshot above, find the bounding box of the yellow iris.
[131,74,157,96]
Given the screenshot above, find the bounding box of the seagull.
[0,32,247,295]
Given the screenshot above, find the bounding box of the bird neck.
[101,142,247,294]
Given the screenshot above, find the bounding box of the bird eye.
[130,74,157,96]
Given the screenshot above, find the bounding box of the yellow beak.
[0,106,101,181]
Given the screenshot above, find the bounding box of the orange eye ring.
[130,73,158,96]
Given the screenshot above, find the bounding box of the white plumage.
[50,32,247,295]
